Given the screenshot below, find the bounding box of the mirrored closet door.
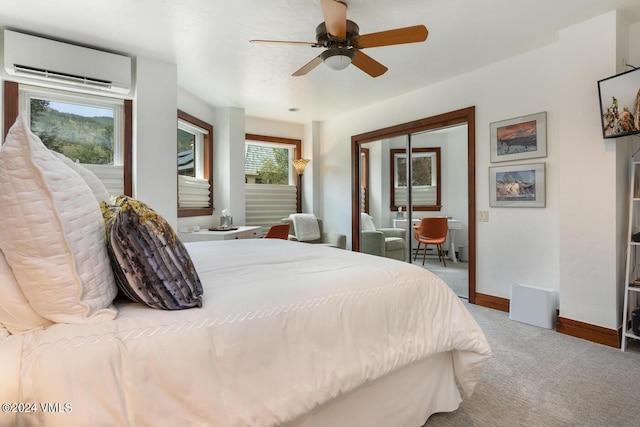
[351,108,476,301]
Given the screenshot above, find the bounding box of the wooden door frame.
[351,106,477,303]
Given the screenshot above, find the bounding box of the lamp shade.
[292,158,310,175]
[321,49,354,71]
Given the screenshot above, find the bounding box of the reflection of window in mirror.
[360,147,370,213]
[177,110,213,217]
[390,147,441,211]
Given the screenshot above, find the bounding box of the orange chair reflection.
[413,217,448,267]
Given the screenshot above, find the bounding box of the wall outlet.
[479,211,489,222]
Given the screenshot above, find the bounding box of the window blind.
[245,184,297,230]
[178,175,211,208]
[82,164,123,197]
[394,186,437,206]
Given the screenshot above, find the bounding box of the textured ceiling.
[2,0,640,123]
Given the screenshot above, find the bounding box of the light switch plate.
[479,211,489,222]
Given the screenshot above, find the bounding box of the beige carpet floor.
[424,301,640,426]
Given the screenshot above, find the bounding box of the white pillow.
[0,115,117,324]
[0,249,52,334]
[360,213,377,231]
[51,151,110,203]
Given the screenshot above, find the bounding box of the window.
[21,85,122,164]
[3,81,132,195]
[177,110,213,217]
[360,147,370,213]
[245,134,302,228]
[245,142,295,185]
[390,147,442,211]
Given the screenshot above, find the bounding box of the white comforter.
[0,239,491,427]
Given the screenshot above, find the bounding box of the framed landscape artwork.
[489,163,545,208]
[490,112,547,163]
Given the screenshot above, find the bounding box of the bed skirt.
[283,352,460,427]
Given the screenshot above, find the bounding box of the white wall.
[318,11,633,330]
[302,122,320,214]
[443,126,469,247]
[557,12,622,330]
[212,106,246,226]
[133,57,178,226]
[246,116,303,139]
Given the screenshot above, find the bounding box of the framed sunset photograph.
[490,112,547,163]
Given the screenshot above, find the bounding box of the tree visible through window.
[256,145,289,184]
[396,156,432,187]
[29,99,115,165]
[245,143,294,185]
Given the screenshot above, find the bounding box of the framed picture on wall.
[490,112,546,163]
[597,67,640,138]
[489,163,545,208]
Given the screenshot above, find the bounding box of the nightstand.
[179,226,263,242]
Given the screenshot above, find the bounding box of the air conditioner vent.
[4,30,132,94]
[14,64,113,89]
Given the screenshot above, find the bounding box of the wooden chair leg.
[422,244,427,265]
[438,244,447,267]
[413,242,421,261]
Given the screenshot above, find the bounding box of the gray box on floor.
[509,283,557,329]
[458,244,468,262]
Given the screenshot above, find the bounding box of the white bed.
[0,239,491,427]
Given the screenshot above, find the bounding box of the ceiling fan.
[250,0,428,77]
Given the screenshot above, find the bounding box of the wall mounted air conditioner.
[3,30,131,94]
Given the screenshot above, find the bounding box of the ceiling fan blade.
[292,55,323,76]
[356,25,428,48]
[321,0,347,39]
[351,51,388,77]
[250,39,320,47]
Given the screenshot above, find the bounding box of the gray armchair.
[360,213,406,261]
[281,215,346,249]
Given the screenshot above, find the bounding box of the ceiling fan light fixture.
[321,48,355,71]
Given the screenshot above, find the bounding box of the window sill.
[178,207,213,218]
